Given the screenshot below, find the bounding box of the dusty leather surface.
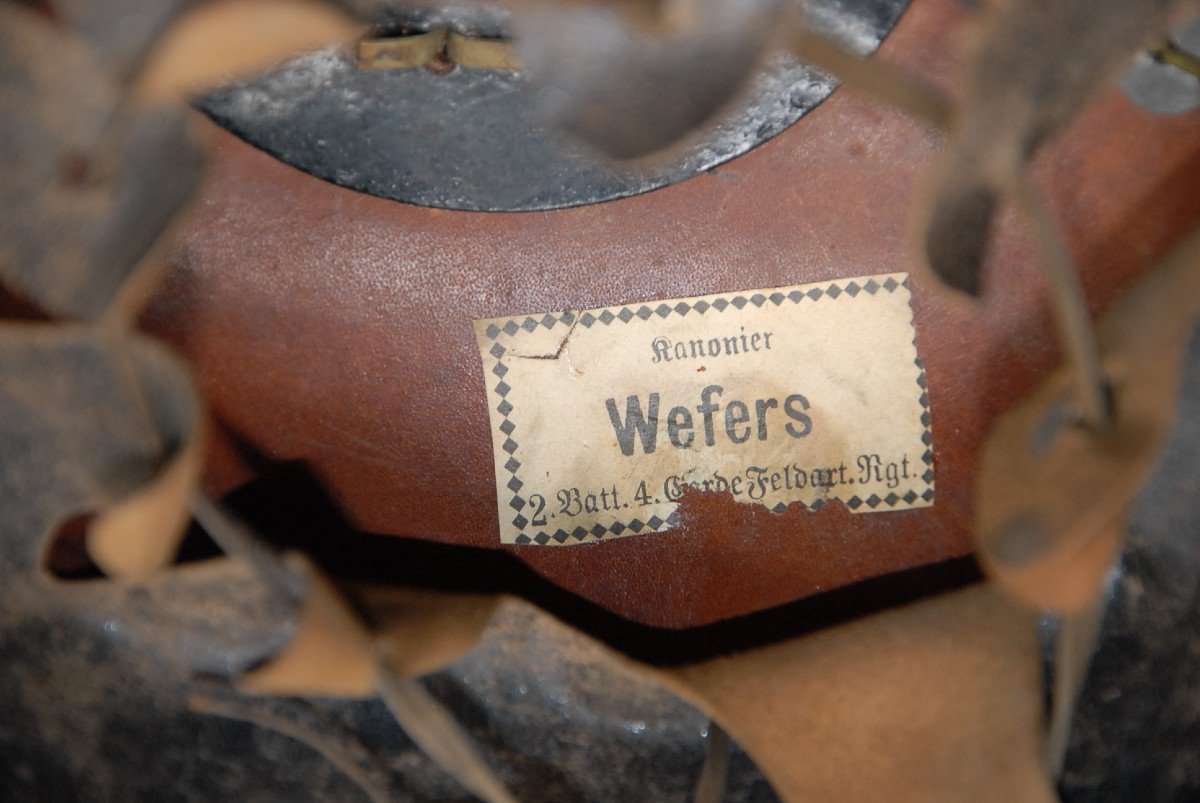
[668,584,1052,802]
[144,0,1200,628]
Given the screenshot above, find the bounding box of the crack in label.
[473,273,933,546]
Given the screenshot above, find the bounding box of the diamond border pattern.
[482,273,933,544]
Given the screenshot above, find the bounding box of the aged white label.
[474,273,933,546]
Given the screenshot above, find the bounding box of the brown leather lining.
[144,0,1200,628]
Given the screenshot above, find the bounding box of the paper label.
[474,273,933,546]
